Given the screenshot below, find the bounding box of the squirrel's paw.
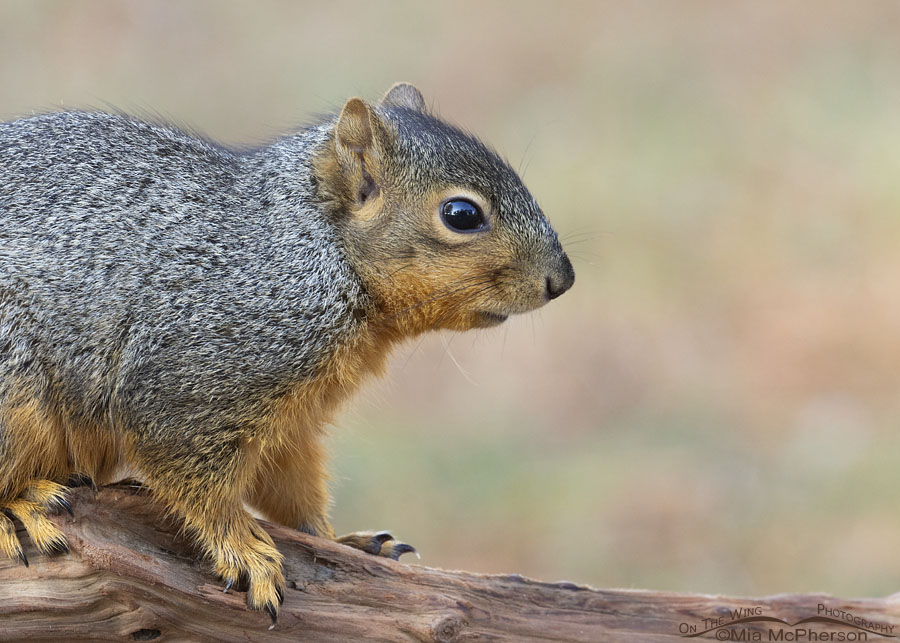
[210,517,285,627]
[336,530,418,561]
[0,479,71,563]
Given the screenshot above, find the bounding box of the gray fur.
[0,111,365,444]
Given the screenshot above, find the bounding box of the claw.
[223,578,233,594]
[386,542,417,560]
[276,585,285,605]
[297,523,318,536]
[48,538,69,555]
[66,474,94,489]
[18,550,29,567]
[264,602,277,629]
[56,497,74,518]
[373,530,395,545]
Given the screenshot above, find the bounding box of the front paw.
[211,518,286,627]
[336,530,418,560]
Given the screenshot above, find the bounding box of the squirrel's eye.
[440,199,488,233]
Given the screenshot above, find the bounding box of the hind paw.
[336,530,418,560]
[21,480,73,517]
[0,512,27,566]
[0,480,70,562]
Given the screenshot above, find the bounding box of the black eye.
[440,199,487,233]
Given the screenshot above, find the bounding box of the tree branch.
[0,486,896,642]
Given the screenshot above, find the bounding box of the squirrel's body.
[0,84,573,623]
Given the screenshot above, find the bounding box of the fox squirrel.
[0,82,574,624]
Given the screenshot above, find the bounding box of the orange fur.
[127,423,287,615]
[0,392,125,561]
[0,393,126,491]
[65,424,125,487]
[250,323,390,535]
[0,396,68,499]
[2,498,66,554]
[0,512,23,563]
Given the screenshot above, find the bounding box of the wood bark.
[0,486,897,642]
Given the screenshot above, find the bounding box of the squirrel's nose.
[545,253,575,301]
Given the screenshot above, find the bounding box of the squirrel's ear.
[333,97,385,209]
[335,97,376,155]
[380,82,426,112]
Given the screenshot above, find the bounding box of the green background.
[3,1,900,597]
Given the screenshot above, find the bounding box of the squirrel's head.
[314,82,574,338]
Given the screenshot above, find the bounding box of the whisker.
[440,334,478,386]
[560,230,605,244]
[518,130,539,176]
[562,238,600,248]
[387,261,416,277]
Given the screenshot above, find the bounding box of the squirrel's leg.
[247,435,334,538]
[248,436,416,561]
[133,432,285,624]
[0,396,72,563]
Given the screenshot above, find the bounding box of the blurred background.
[3,1,900,598]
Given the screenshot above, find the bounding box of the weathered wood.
[0,486,897,642]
